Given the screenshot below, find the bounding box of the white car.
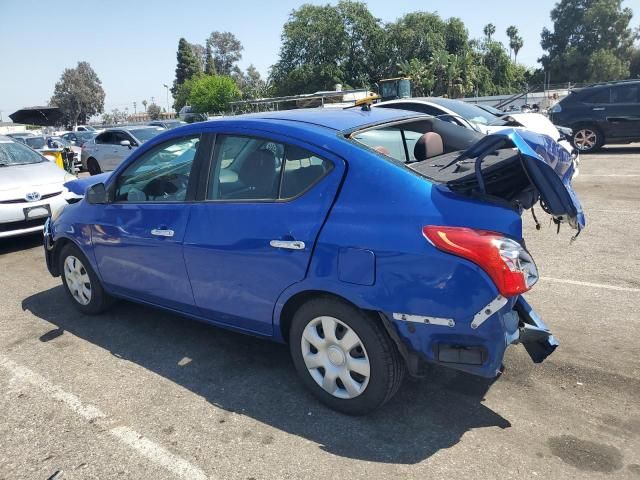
[82,126,165,175]
[0,136,78,238]
[375,98,579,167]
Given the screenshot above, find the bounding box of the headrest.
[413,132,444,161]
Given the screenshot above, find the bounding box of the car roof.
[104,125,164,132]
[225,107,420,132]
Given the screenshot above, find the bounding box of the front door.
[92,134,202,312]
[183,133,345,335]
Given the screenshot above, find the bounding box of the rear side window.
[207,135,332,201]
[352,128,406,161]
[583,88,610,104]
[281,146,333,198]
[611,85,639,104]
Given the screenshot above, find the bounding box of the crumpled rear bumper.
[387,295,557,378]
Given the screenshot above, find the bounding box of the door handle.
[151,228,175,238]
[270,239,305,250]
[592,107,605,111]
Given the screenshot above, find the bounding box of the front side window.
[114,135,199,202]
[208,135,332,201]
[584,88,610,104]
[95,132,114,144]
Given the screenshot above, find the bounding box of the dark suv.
[550,80,640,153]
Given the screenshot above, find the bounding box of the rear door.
[609,84,640,139]
[183,132,345,335]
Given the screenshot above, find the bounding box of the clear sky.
[1,0,638,120]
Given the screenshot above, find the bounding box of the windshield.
[76,132,97,141]
[50,137,71,147]
[130,128,164,143]
[0,140,47,166]
[24,136,46,149]
[436,100,504,126]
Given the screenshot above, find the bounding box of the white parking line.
[541,276,640,293]
[0,355,209,480]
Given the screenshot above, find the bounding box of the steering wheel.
[143,174,190,199]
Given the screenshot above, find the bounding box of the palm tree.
[506,26,518,59]
[512,36,524,64]
[483,23,496,42]
[142,100,148,112]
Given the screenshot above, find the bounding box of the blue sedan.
[44,107,584,414]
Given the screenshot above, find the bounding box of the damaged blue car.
[44,107,584,414]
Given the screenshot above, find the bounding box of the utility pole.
[151,96,155,105]
[0,110,3,122]
[133,102,137,115]
[163,84,170,113]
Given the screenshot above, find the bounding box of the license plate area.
[23,204,51,220]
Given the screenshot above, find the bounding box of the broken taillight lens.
[422,226,538,297]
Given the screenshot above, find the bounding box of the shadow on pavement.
[0,232,43,255]
[587,145,640,155]
[22,286,510,464]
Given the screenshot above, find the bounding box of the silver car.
[0,136,77,238]
[82,126,165,175]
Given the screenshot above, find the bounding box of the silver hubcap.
[301,316,370,399]
[63,255,92,306]
[574,129,597,151]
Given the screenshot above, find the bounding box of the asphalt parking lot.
[1,146,639,480]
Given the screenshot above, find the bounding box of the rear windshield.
[130,128,164,143]
[0,140,46,165]
[24,137,46,149]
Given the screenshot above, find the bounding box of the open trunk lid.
[412,129,585,232]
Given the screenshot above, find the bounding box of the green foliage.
[49,61,105,125]
[187,75,241,114]
[483,23,496,41]
[172,38,202,97]
[204,41,216,75]
[207,31,243,76]
[147,103,162,120]
[173,74,201,112]
[540,0,637,83]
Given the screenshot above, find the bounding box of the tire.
[59,243,112,315]
[87,157,102,176]
[289,297,405,415]
[572,125,604,153]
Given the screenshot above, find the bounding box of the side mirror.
[86,183,108,204]
[120,140,131,149]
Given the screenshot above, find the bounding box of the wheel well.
[279,290,365,343]
[50,237,73,276]
[572,123,603,136]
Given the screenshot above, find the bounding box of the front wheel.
[572,126,603,153]
[59,243,112,315]
[289,297,405,415]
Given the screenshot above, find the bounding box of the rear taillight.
[423,226,538,297]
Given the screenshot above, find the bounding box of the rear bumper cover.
[388,295,557,378]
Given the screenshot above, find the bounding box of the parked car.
[0,136,77,238]
[45,108,583,414]
[148,120,188,129]
[549,80,640,153]
[82,126,165,174]
[178,105,207,123]
[61,131,98,147]
[375,98,577,160]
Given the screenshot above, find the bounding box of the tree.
[204,40,216,75]
[271,1,385,95]
[147,103,162,120]
[540,0,637,83]
[172,38,202,96]
[506,26,518,59]
[141,99,148,112]
[512,35,524,63]
[173,74,201,112]
[190,43,207,71]
[187,75,241,114]
[49,61,105,125]
[483,23,496,42]
[207,31,243,76]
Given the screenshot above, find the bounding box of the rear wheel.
[572,125,603,153]
[87,157,102,175]
[289,297,405,415]
[59,243,112,315]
